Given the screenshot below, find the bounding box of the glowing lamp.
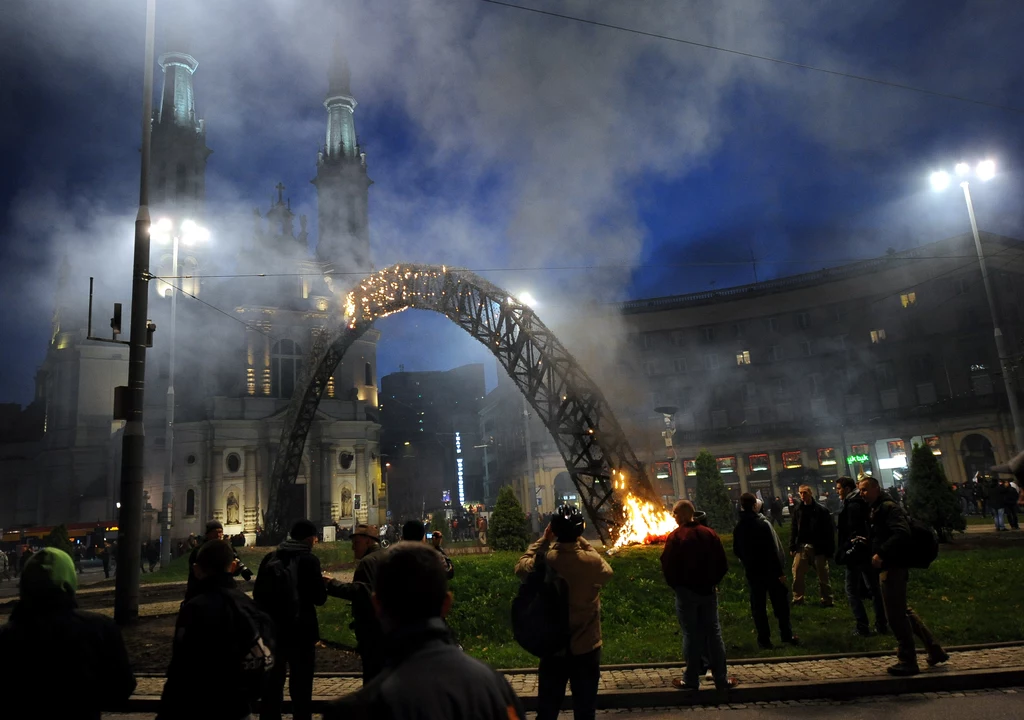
[929,170,950,191]
[976,159,996,181]
[954,162,970,177]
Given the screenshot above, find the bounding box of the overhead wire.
[478,0,1024,114]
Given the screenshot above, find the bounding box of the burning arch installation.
[264,264,670,546]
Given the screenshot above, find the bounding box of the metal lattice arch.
[265,264,659,542]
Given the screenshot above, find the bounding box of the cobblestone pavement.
[131,646,1023,699]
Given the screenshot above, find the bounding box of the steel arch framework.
[264,264,657,542]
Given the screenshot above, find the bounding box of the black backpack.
[233,596,277,700]
[511,555,570,658]
[904,515,939,569]
[253,550,300,627]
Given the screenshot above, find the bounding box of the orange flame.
[612,492,677,548]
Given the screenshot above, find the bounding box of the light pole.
[655,406,684,500]
[931,159,1024,452]
[151,217,209,568]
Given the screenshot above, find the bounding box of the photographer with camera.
[835,476,887,637]
[185,521,253,602]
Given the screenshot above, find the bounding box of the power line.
[479,0,1024,115]
[158,277,278,340]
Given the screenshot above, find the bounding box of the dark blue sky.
[1,0,1023,405]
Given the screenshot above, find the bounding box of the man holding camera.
[835,476,886,637]
[789,485,835,607]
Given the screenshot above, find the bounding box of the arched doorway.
[265,264,656,541]
[960,433,996,481]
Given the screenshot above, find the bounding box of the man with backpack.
[158,539,273,720]
[858,475,947,676]
[325,523,389,681]
[733,492,799,650]
[254,519,328,720]
[835,476,887,637]
[514,505,612,720]
[326,542,525,719]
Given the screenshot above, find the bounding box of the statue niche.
[340,486,353,517]
[226,491,240,525]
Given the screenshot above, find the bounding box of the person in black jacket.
[257,519,328,720]
[401,519,455,579]
[858,475,947,676]
[185,520,225,599]
[158,540,274,720]
[0,548,136,720]
[789,485,835,606]
[325,542,525,720]
[733,493,799,650]
[835,476,887,636]
[326,523,389,681]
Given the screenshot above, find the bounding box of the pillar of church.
[211,447,225,523]
[354,443,369,524]
[325,445,339,524]
[243,448,258,544]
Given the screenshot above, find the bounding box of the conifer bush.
[906,442,966,542]
[694,450,734,532]
[490,484,531,551]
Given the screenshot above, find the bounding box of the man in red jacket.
[660,499,738,693]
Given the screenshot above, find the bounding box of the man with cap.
[326,523,389,681]
[0,548,136,719]
[185,520,225,600]
[257,518,329,720]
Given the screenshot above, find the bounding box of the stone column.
[768,450,781,500]
[243,449,258,544]
[354,443,369,524]
[938,433,962,485]
[736,456,749,495]
[211,447,225,523]
[320,444,335,526]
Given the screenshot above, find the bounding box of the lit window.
[782,450,803,469]
[683,459,697,476]
[870,329,886,344]
[736,350,751,366]
[887,440,906,458]
[717,456,737,474]
[925,435,941,456]
[748,453,769,472]
[817,447,837,466]
[270,339,304,399]
[900,292,917,308]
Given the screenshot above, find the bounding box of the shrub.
[44,524,74,557]
[490,485,530,551]
[694,450,733,532]
[906,442,966,542]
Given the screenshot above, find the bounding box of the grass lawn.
[139,542,355,584]
[316,541,1024,668]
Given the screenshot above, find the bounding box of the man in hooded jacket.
[0,548,136,719]
[258,519,329,720]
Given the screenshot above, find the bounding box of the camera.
[233,552,254,582]
[841,537,869,567]
[426,532,433,539]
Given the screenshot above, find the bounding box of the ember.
[610,473,677,551]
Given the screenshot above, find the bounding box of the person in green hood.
[0,547,136,719]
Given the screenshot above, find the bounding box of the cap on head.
[196,539,235,574]
[351,524,379,542]
[550,505,586,542]
[205,520,223,535]
[20,547,78,600]
[290,519,318,541]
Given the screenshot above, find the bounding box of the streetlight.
[931,159,1024,452]
[151,217,209,567]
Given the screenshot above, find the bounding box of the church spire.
[323,32,358,160]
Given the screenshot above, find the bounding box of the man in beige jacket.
[515,505,613,720]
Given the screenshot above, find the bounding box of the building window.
[744,382,758,403]
[875,361,895,388]
[704,354,720,371]
[749,453,770,472]
[954,277,970,295]
[732,322,744,337]
[916,382,937,405]
[880,388,900,409]
[270,339,304,399]
[870,329,886,343]
[736,350,751,366]
[744,406,761,425]
[643,361,658,377]
[797,312,811,329]
[673,357,688,374]
[186,454,196,465]
[185,489,195,516]
[777,402,794,421]
[641,333,655,350]
[773,376,788,399]
[364,362,373,387]
[683,459,697,476]
[925,435,941,455]
[837,334,849,351]
[717,456,737,474]
[769,345,783,362]
[671,330,685,347]
[711,409,728,428]
[900,291,917,308]
[887,440,906,458]
[768,317,779,332]
[339,451,354,470]
[800,340,813,357]
[701,327,715,343]
[810,397,828,417]
[782,450,803,469]
[817,448,837,466]
[807,373,824,397]
[226,453,241,474]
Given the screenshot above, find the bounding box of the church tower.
[311,35,372,276]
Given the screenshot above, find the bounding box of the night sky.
[1,0,1023,406]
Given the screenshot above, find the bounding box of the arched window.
[185,488,196,516]
[364,362,373,387]
[271,339,304,398]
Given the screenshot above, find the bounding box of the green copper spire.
[324,31,358,160]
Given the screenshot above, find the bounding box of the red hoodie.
[660,522,728,595]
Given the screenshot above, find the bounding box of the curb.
[121,666,1024,712]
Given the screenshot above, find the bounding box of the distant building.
[0,27,382,540]
[380,364,486,520]
[621,232,1024,502]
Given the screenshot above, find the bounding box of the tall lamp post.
[151,217,209,568]
[931,160,1024,453]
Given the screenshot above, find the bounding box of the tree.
[694,450,734,532]
[490,484,531,551]
[906,442,966,542]
[44,524,74,557]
